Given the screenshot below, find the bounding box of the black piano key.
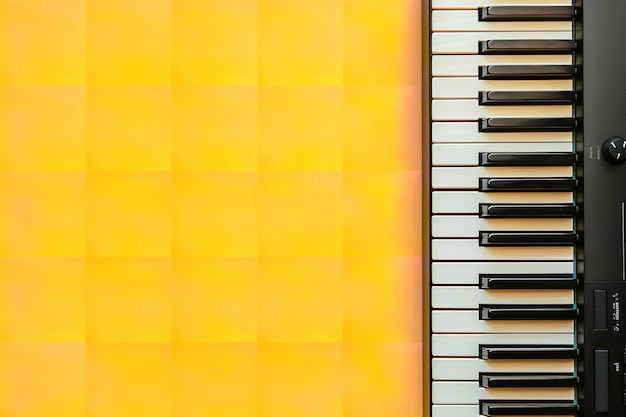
[479,65,576,80]
[480,400,578,416]
[479,203,577,218]
[478,39,576,55]
[479,6,575,21]
[480,373,578,388]
[479,118,576,132]
[479,91,576,105]
[479,231,577,246]
[480,344,578,360]
[480,304,578,320]
[479,273,576,289]
[479,152,576,166]
[479,178,577,192]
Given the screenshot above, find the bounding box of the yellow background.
[0,0,423,415]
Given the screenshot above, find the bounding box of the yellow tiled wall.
[0,0,423,416]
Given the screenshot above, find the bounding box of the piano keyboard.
[426,0,626,416]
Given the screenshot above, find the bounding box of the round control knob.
[602,136,626,164]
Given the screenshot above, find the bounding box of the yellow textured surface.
[0,0,423,415]
[258,87,343,171]
[87,343,171,417]
[0,0,86,85]
[173,0,257,85]
[258,344,343,417]
[86,173,171,257]
[86,258,171,342]
[0,87,86,171]
[0,173,86,257]
[258,0,342,85]
[86,0,171,85]
[0,259,85,342]
[87,87,172,171]
[172,87,258,171]
[171,258,257,343]
[173,172,257,257]
[0,343,86,416]
[258,258,343,343]
[258,172,343,257]
[172,343,257,417]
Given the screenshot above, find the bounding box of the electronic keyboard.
[424,0,626,415]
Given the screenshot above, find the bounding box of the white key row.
[432,333,574,356]
[433,31,571,54]
[432,287,573,308]
[432,261,573,285]
[433,191,573,214]
[433,55,572,76]
[432,142,572,165]
[433,122,573,143]
[433,382,574,403]
[432,166,573,189]
[433,358,573,380]
[432,78,572,99]
[432,216,573,237]
[432,239,573,261]
[433,100,572,120]
[432,10,571,32]
[433,0,571,9]
[428,4,578,413]
[432,310,573,333]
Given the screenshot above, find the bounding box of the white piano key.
[432,286,573,309]
[432,55,572,77]
[432,239,574,261]
[432,333,574,356]
[432,310,574,333]
[432,215,572,238]
[432,31,571,54]
[432,142,572,166]
[432,382,574,404]
[433,122,573,143]
[432,166,573,189]
[432,78,573,99]
[433,0,572,9]
[432,10,572,32]
[432,358,574,380]
[432,100,572,120]
[432,261,573,285]
[432,405,479,417]
[432,191,573,214]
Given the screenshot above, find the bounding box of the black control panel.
[579,0,626,415]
